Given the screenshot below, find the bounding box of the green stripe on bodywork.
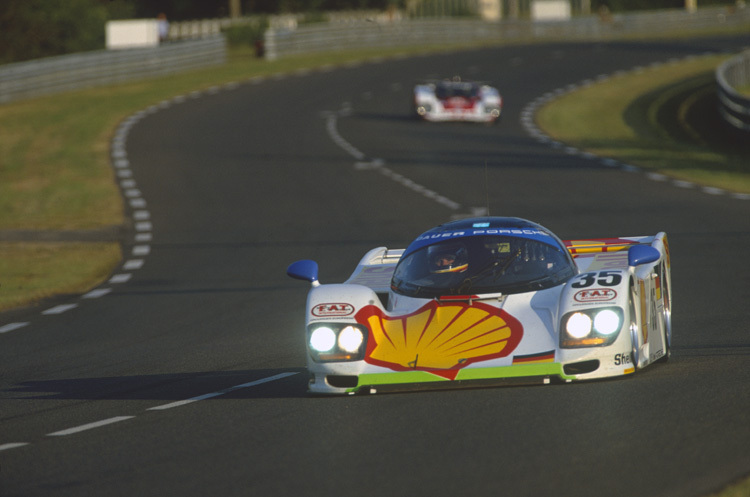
[352,363,572,392]
[456,363,567,380]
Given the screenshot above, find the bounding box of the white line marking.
[147,372,299,411]
[673,180,695,189]
[0,322,30,333]
[133,210,150,220]
[82,288,112,299]
[135,233,152,242]
[132,245,150,256]
[325,114,365,160]
[47,416,135,436]
[42,304,78,315]
[701,186,725,195]
[109,274,132,284]
[325,112,462,210]
[0,443,29,451]
[646,172,668,181]
[135,221,152,232]
[123,259,144,270]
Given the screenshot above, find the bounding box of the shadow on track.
[1,368,309,402]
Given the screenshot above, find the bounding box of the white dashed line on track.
[0,443,30,451]
[47,417,136,437]
[2,372,300,451]
[41,304,78,315]
[82,288,112,299]
[0,322,30,334]
[324,106,465,213]
[148,372,299,411]
[109,274,133,284]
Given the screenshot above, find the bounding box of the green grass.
[0,242,121,310]
[536,54,750,193]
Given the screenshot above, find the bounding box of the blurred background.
[1,0,740,64]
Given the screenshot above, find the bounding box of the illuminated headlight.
[309,327,336,353]
[307,323,367,362]
[594,309,620,335]
[338,326,364,353]
[566,312,592,339]
[561,307,623,348]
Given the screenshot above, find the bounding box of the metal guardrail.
[0,37,226,104]
[263,7,750,60]
[717,50,750,132]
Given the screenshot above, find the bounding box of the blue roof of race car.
[402,217,560,257]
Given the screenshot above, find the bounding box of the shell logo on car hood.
[355,301,523,378]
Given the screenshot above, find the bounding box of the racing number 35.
[571,271,623,288]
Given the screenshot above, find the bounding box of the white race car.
[288,217,672,395]
[414,78,502,123]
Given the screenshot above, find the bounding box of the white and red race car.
[414,78,502,123]
[288,217,672,395]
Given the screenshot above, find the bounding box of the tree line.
[0,0,736,64]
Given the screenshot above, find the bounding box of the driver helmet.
[428,242,469,274]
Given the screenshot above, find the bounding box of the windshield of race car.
[435,82,479,100]
[391,235,577,298]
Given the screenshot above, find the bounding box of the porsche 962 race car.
[414,78,502,123]
[288,217,672,395]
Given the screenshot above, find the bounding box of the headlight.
[594,309,620,335]
[485,107,501,117]
[310,327,336,353]
[308,323,368,362]
[416,104,432,115]
[566,312,592,339]
[338,326,364,353]
[561,307,623,348]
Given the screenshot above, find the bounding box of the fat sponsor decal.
[312,303,355,317]
[574,288,617,303]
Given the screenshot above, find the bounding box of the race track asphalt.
[1,35,749,497]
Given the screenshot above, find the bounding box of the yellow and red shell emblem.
[355,301,523,378]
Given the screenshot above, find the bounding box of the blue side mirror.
[628,245,661,267]
[287,260,320,286]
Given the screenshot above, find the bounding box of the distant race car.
[288,217,672,395]
[413,78,502,123]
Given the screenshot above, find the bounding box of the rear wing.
[345,247,404,293]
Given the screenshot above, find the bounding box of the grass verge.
[0,242,121,310]
[536,54,750,192]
